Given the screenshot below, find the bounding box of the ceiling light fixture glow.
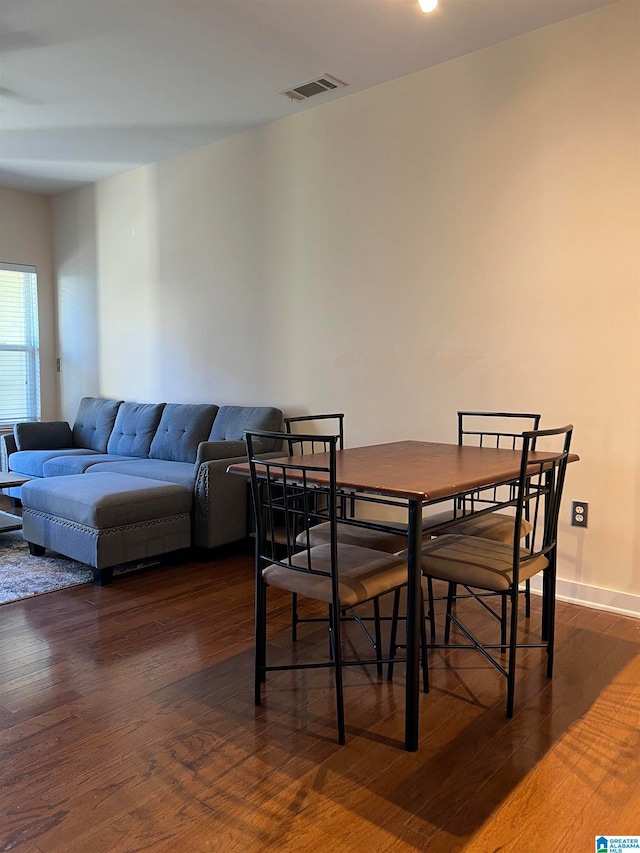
[418,0,438,11]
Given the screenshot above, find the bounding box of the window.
[0,263,41,426]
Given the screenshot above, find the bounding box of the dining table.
[229,438,578,751]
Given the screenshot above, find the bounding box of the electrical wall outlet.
[571,501,588,527]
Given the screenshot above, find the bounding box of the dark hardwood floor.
[1,501,639,851]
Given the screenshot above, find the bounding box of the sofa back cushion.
[106,402,165,458]
[149,403,219,463]
[209,406,283,450]
[73,397,123,451]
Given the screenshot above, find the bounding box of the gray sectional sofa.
[1,397,283,555]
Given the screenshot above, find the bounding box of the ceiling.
[0,0,616,196]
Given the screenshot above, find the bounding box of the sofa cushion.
[88,459,197,490]
[209,406,283,449]
[21,472,192,528]
[106,402,165,458]
[14,421,73,451]
[42,454,137,477]
[149,403,218,463]
[73,397,122,452]
[9,448,103,478]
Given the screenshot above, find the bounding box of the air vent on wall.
[280,74,348,102]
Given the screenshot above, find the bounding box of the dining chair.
[284,413,351,538]
[284,414,348,642]
[422,412,543,644]
[285,415,408,538]
[284,413,345,455]
[246,428,412,744]
[422,411,542,541]
[283,413,408,666]
[285,413,408,553]
[415,424,573,717]
[388,411,543,661]
[285,415,437,649]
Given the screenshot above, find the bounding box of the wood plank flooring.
[0,522,638,851]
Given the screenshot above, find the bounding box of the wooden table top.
[229,440,579,503]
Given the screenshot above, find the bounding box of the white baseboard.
[528,576,640,619]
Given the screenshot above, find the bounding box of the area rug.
[0,529,157,605]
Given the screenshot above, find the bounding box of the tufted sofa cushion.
[72,397,123,451]
[149,403,219,463]
[106,402,165,458]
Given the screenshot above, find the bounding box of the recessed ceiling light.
[418,0,438,11]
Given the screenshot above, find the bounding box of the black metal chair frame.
[388,411,542,669]
[284,413,345,455]
[443,411,543,632]
[423,424,573,717]
[456,410,542,518]
[284,413,388,659]
[247,428,411,744]
[386,482,524,685]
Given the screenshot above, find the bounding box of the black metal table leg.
[404,498,422,751]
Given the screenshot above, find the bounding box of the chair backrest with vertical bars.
[458,411,542,449]
[284,413,344,455]
[456,411,542,513]
[246,428,338,574]
[509,425,573,585]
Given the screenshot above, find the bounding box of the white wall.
[51,185,100,416]
[0,186,58,420]
[52,0,640,612]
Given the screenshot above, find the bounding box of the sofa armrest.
[195,440,247,466]
[194,437,281,466]
[193,454,249,548]
[1,432,17,472]
[192,450,283,549]
[14,421,73,451]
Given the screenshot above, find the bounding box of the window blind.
[0,263,41,426]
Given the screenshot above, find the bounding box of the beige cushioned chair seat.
[414,534,548,592]
[297,521,407,554]
[421,510,533,544]
[263,543,407,607]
